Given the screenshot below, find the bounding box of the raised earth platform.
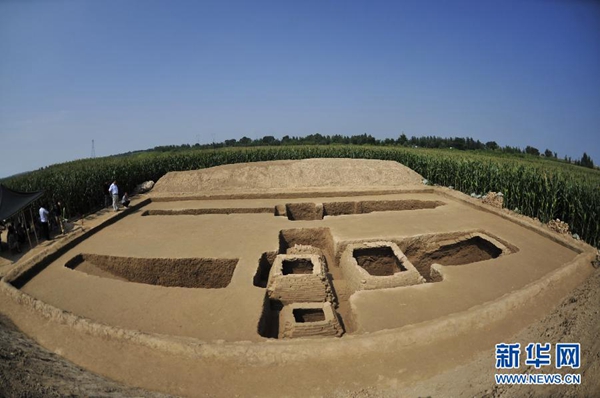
[0,158,596,398]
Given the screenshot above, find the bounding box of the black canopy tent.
[0,184,44,248]
[0,184,44,220]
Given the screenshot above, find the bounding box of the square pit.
[280,302,344,338]
[266,254,333,304]
[340,241,425,292]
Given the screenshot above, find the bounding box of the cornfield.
[3,146,599,248]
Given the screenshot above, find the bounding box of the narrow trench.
[284,199,445,221]
[66,254,238,288]
[325,257,354,334]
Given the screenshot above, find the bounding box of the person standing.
[7,225,21,253]
[0,222,5,252]
[39,205,51,240]
[54,201,65,234]
[109,180,119,211]
[103,181,111,208]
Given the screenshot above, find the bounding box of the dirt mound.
[548,218,570,234]
[482,191,504,209]
[153,158,424,194]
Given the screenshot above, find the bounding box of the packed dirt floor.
[1,267,598,397]
[15,192,578,341]
[1,159,598,397]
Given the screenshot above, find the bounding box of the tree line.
[150,133,595,170]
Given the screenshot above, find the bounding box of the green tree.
[485,141,499,150]
[397,133,408,146]
[580,152,595,169]
[525,146,540,156]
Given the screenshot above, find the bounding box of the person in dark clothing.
[0,222,5,252]
[16,223,26,244]
[7,225,21,254]
[53,201,65,234]
[103,181,111,208]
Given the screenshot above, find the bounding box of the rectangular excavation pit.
[340,241,425,292]
[258,300,344,339]
[427,236,502,265]
[328,199,445,215]
[282,258,314,275]
[266,254,333,304]
[142,208,273,216]
[293,308,326,323]
[285,202,324,221]
[281,302,344,338]
[281,199,445,220]
[353,246,407,276]
[65,254,238,288]
[398,231,515,282]
[279,228,336,268]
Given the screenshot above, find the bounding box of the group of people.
[104,180,130,211]
[38,201,67,240]
[2,180,133,257]
[0,202,63,255]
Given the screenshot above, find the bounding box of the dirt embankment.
[153,158,424,194]
[0,314,173,398]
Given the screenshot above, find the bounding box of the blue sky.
[1,0,599,178]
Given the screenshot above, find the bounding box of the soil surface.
[0,313,172,398]
[1,159,597,397]
[393,266,600,398]
[1,268,597,397]
[17,191,577,341]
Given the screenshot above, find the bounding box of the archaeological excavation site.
[0,159,596,397]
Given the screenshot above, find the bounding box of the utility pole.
[91,139,96,158]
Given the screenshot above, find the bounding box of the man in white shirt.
[39,205,50,240]
[109,181,119,211]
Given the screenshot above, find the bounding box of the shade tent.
[0,184,44,221]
